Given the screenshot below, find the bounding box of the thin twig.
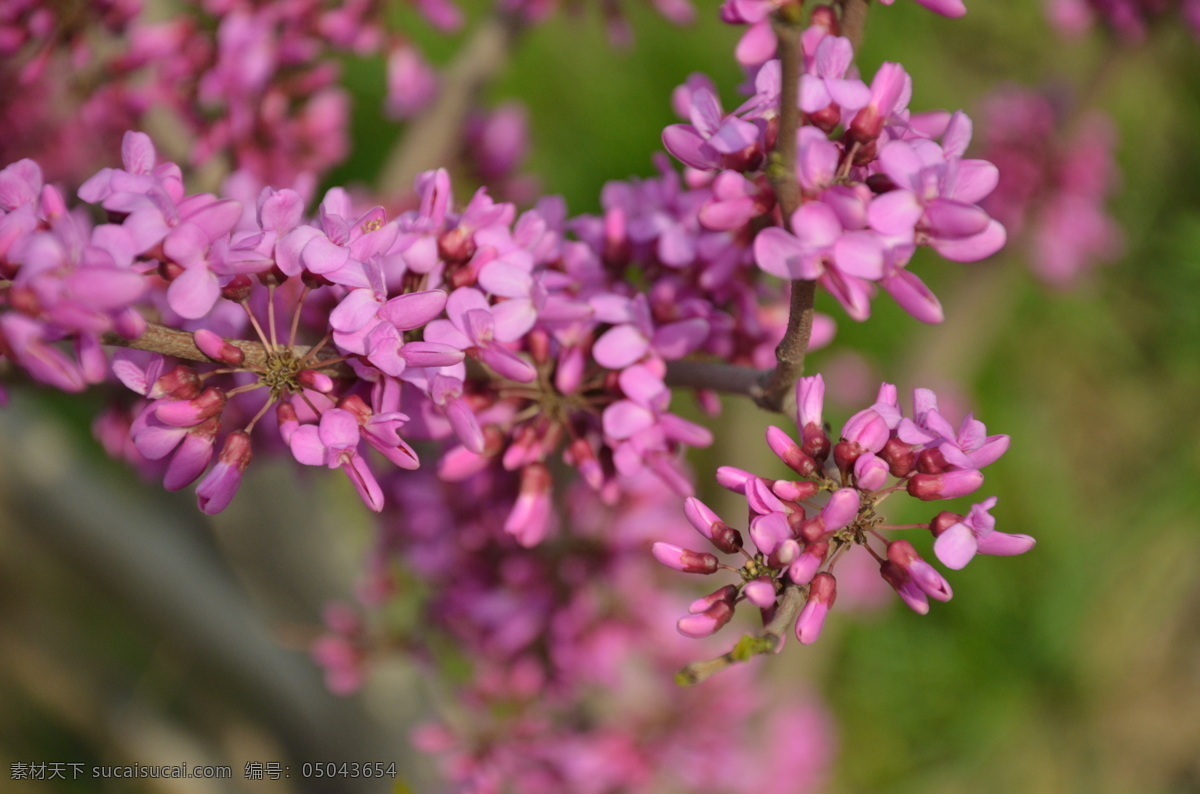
[664,359,767,401]
[675,582,808,686]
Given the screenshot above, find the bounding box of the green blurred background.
[3,0,1200,791]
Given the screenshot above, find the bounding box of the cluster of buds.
[655,374,1034,645]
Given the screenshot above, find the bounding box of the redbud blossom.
[193,328,245,366]
[796,573,837,644]
[677,601,736,638]
[907,469,984,500]
[196,431,252,515]
[652,542,720,574]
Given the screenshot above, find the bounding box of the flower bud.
[715,465,754,493]
[853,452,889,491]
[193,328,245,366]
[150,365,201,400]
[196,430,253,515]
[769,538,801,568]
[801,423,831,463]
[773,479,819,502]
[298,369,334,393]
[766,425,818,477]
[744,577,778,609]
[155,386,227,427]
[689,584,738,614]
[504,463,553,547]
[652,542,719,574]
[880,561,929,615]
[818,488,860,532]
[276,401,300,444]
[221,274,254,302]
[788,540,828,585]
[685,497,729,545]
[881,436,915,477]
[887,539,952,602]
[795,572,837,644]
[916,445,950,474]
[677,600,735,638]
[906,469,984,500]
[749,512,791,556]
[833,439,864,476]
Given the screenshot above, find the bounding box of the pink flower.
[662,84,764,172]
[196,430,252,514]
[868,113,1005,263]
[289,408,385,511]
[795,572,837,644]
[932,497,1035,569]
[754,201,883,321]
[424,286,537,382]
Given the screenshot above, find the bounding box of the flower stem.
[675,582,807,686]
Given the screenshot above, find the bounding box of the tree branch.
[664,359,768,401]
[100,322,355,378]
[838,0,871,52]
[758,7,816,415]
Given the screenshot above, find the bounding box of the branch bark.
[757,7,817,415]
[101,322,354,378]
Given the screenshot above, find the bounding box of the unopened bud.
[773,479,819,502]
[916,445,950,474]
[150,365,201,400]
[155,386,227,427]
[193,328,245,366]
[298,369,334,393]
[801,423,831,463]
[788,540,829,585]
[907,469,983,500]
[438,226,475,264]
[882,437,915,477]
[677,600,735,638]
[689,584,738,614]
[652,542,719,574]
[795,572,837,644]
[744,577,778,609]
[809,4,839,34]
[854,452,889,491]
[221,274,254,302]
[833,439,864,476]
[766,426,819,477]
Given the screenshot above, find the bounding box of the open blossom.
[692,33,1009,325]
[932,497,1036,569]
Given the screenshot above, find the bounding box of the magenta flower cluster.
[336,470,836,793]
[655,375,1034,644]
[977,86,1123,288]
[0,0,1101,784]
[3,131,810,545]
[663,19,1007,324]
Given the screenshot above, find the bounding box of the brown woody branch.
[757,7,816,416]
[100,323,354,378]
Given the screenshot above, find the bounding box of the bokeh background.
[2,0,1200,791]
